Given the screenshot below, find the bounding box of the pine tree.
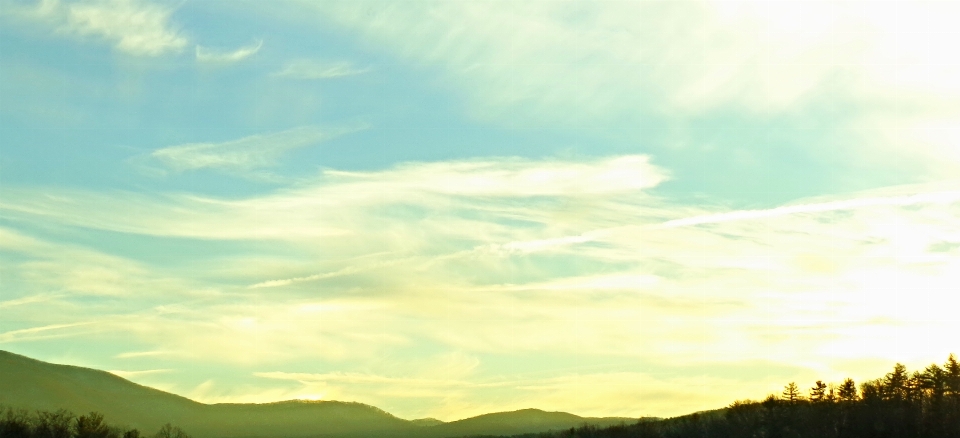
[838,378,858,402]
[860,379,882,402]
[883,363,909,401]
[946,354,960,397]
[907,371,926,403]
[809,380,828,402]
[782,382,802,403]
[947,354,960,437]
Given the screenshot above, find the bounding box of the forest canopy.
[0,408,189,438]
[503,354,960,438]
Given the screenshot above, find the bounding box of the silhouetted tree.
[946,354,960,395]
[809,380,828,402]
[782,382,802,403]
[838,378,858,402]
[946,354,960,438]
[0,409,188,438]
[0,408,31,438]
[883,363,909,401]
[74,412,111,438]
[153,424,189,438]
[32,410,72,438]
[860,379,882,402]
[506,353,960,438]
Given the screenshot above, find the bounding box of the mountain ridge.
[0,350,637,438]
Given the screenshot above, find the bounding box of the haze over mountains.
[0,350,637,438]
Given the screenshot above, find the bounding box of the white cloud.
[0,322,96,343]
[324,155,665,197]
[0,226,193,298]
[196,39,263,63]
[272,59,369,79]
[2,156,959,419]
[150,125,352,172]
[306,1,960,116]
[661,186,960,228]
[8,0,188,56]
[0,293,62,309]
[0,154,666,240]
[68,0,186,55]
[108,368,173,378]
[114,350,177,359]
[297,0,960,176]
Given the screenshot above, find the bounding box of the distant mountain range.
[0,350,636,438]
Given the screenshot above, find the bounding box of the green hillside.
[425,408,633,438]
[0,350,638,438]
[0,350,412,437]
[0,349,201,431]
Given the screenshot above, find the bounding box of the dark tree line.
[0,408,189,438]
[506,354,960,438]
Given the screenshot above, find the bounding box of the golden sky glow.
[1,0,959,421]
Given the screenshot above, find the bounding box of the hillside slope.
[0,350,414,437]
[0,350,638,438]
[425,408,634,437]
[0,349,202,429]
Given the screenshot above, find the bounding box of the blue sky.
[2,0,960,421]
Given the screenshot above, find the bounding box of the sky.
[1,0,960,422]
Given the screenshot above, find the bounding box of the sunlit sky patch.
[1,0,959,421]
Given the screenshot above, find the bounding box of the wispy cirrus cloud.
[5,0,188,56]
[272,59,369,79]
[149,125,360,173]
[114,350,177,359]
[303,1,960,181]
[661,186,960,228]
[2,156,959,419]
[308,1,960,117]
[323,155,665,197]
[0,154,665,240]
[0,322,97,343]
[0,226,190,298]
[196,39,263,63]
[108,368,173,379]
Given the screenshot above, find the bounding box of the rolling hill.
[426,408,632,437]
[0,350,636,438]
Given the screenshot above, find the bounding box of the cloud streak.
[196,39,263,63]
[661,187,960,228]
[0,154,665,240]
[108,368,173,378]
[150,125,356,173]
[0,322,96,343]
[272,59,369,79]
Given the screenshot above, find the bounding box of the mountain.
[426,408,633,437]
[409,418,445,427]
[0,350,638,438]
[0,350,410,437]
